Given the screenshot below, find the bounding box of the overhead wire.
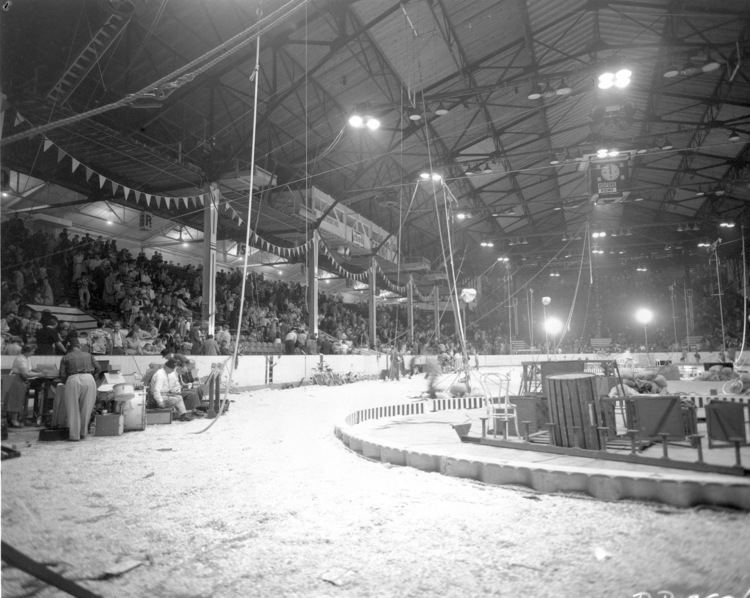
[195,3,265,434]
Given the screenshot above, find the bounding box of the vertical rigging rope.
[196,6,263,434]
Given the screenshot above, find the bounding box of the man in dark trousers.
[59,337,101,441]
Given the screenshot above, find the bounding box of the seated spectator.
[124,330,142,355]
[35,316,66,355]
[142,342,160,355]
[215,324,231,347]
[90,322,110,355]
[199,334,219,355]
[177,359,204,411]
[3,336,23,355]
[284,328,298,354]
[149,359,193,421]
[24,311,43,345]
[110,321,127,355]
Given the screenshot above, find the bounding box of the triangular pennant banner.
[71,158,80,173]
[84,167,93,181]
[43,138,54,152]
[14,113,24,126]
[98,174,106,188]
[57,148,66,163]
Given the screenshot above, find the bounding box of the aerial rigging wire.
[195,5,265,434]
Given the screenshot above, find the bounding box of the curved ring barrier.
[334,396,750,510]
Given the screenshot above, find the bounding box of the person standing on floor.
[3,345,43,427]
[58,337,101,441]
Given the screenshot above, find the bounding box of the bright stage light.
[635,307,653,325]
[541,296,551,306]
[544,317,563,335]
[348,114,364,128]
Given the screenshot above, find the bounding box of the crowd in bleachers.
[1,216,746,357]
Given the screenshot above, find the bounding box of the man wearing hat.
[59,337,101,441]
[149,359,193,421]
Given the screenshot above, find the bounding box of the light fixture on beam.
[556,80,572,96]
[598,68,631,90]
[419,171,442,183]
[434,103,449,116]
[348,111,380,130]
[407,107,422,121]
[728,130,741,142]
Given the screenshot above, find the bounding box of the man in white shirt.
[149,359,192,421]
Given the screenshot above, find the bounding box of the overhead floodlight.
[418,171,441,182]
[728,130,741,142]
[527,85,542,100]
[434,103,449,116]
[608,149,620,157]
[541,82,557,99]
[719,221,735,228]
[663,66,680,78]
[614,68,632,88]
[661,137,673,150]
[598,68,631,90]
[556,80,572,96]
[635,307,653,325]
[408,107,422,121]
[348,114,364,128]
[497,256,509,262]
[544,317,563,335]
[598,72,615,90]
[596,148,609,158]
[701,60,720,72]
[365,116,380,131]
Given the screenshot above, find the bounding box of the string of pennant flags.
[374,262,408,295]
[319,239,369,282]
[29,121,442,298]
[249,231,314,260]
[38,133,245,225]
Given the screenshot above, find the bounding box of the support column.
[433,285,440,341]
[407,275,414,345]
[202,183,219,336]
[307,229,319,335]
[369,256,377,349]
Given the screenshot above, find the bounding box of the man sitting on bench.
[149,358,193,421]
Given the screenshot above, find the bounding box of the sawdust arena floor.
[2,377,749,597]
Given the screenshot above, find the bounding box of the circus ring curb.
[334,396,750,510]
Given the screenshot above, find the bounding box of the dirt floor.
[2,377,749,598]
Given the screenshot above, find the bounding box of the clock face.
[600,163,620,181]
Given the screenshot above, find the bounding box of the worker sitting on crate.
[149,359,193,421]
